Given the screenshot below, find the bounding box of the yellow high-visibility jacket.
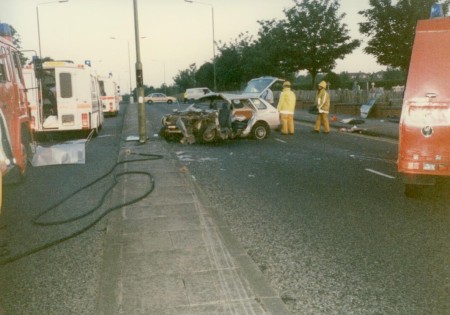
[277,87,296,115]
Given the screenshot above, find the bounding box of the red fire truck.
[0,23,34,211]
[398,16,450,196]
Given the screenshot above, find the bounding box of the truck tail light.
[82,113,89,128]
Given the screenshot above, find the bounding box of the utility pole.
[133,0,146,143]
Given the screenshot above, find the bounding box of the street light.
[152,59,166,94]
[110,37,133,103]
[36,0,69,58]
[184,0,216,91]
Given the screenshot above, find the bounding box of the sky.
[1,0,384,93]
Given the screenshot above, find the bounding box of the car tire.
[197,123,216,143]
[167,100,173,104]
[251,122,270,140]
[146,100,153,104]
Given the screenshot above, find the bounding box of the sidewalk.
[295,108,399,140]
[97,104,290,315]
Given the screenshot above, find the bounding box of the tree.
[359,0,450,72]
[252,20,293,80]
[173,63,197,91]
[195,62,214,88]
[281,0,360,87]
[215,32,256,89]
[9,25,28,65]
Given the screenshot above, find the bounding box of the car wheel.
[167,100,173,104]
[251,122,270,140]
[197,123,216,143]
[146,100,153,104]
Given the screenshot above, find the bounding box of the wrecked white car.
[159,76,282,144]
[160,94,280,143]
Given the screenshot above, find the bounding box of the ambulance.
[98,76,120,116]
[0,23,34,211]
[24,60,104,136]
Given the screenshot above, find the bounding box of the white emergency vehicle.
[98,76,120,116]
[24,60,104,136]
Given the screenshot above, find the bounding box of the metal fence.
[278,89,404,106]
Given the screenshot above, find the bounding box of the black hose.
[0,151,163,266]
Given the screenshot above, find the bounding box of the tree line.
[8,0,449,96]
[170,0,449,93]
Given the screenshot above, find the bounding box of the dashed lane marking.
[365,168,396,179]
[275,138,287,143]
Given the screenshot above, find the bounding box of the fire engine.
[23,60,104,136]
[398,10,450,196]
[0,23,34,211]
[98,75,120,116]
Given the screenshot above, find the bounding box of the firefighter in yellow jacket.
[313,80,330,133]
[277,81,296,135]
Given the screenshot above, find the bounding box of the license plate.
[423,163,436,171]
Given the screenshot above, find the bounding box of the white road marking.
[365,168,396,179]
[275,138,287,143]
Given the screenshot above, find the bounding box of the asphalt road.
[0,109,125,314]
[1,102,449,314]
[149,102,450,314]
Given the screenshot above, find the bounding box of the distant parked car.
[183,87,212,103]
[144,93,177,104]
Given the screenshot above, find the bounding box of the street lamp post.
[36,0,69,58]
[184,0,216,91]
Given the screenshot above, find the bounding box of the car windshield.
[193,98,221,110]
[243,77,276,94]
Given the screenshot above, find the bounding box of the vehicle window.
[194,99,216,110]
[99,80,106,96]
[12,51,24,85]
[59,72,72,98]
[90,76,98,103]
[250,98,267,110]
[0,47,9,82]
[243,77,274,94]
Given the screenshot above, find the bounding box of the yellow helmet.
[318,81,327,89]
[283,81,291,87]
